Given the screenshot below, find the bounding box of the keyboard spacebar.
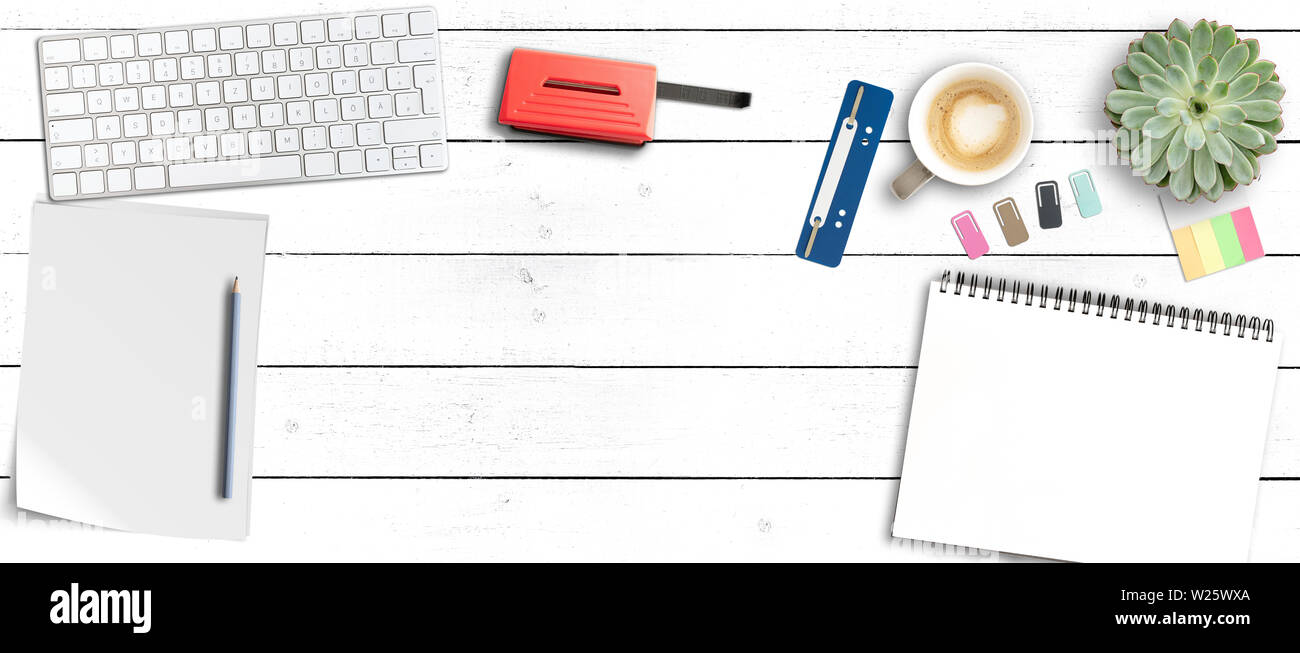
[168,156,302,187]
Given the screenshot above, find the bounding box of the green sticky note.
[1211,214,1246,268]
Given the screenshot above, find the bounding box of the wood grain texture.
[2,479,1298,562]
[2,29,1297,141]
[2,141,1299,255]
[2,0,1296,30]
[1,367,1297,477]
[3,255,1289,366]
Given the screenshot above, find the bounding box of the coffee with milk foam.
[926,79,1022,172]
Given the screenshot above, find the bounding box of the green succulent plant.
[1105,19,1284,203]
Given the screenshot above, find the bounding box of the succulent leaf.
[1248,117,1284,136]
[1207,169,1226,201]
[1211,104,1247,125]
[1145,113,1182,139]
[1226,142,1255,184]
[1243,39,1261,67]
[1225,73,1261,101]
[1169,39,1196,80]
[1122,105,1161,129]
[1219,121,1265,149]
[1106,89,1157,113]
[1168,19,1192,45]
[1241,60,1276,83]
[1165,65,1194,96]
[1139,73,1181,98]
[1166,127,1191,170]
[1143,152,1170,184]
[1113,64,1142,90]
[1193,147,1217,191]
[1127,52,1163,77]
[1154,97,1184,117]
[1206,130,1234,164]
[1205,80,1229,103]
[1195,56,1218,86]
[1211,25,1237,60]
[1132,129,1177,171]
[1240,99,1282,121]
[1170,159,1195,200]
[1190,20,1214,60]
[1184,120,1207,149]
[1243,81,1285,102]
[1143,32,1172,66]
[1214,43,1250,83]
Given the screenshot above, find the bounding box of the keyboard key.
[150,111,176,135]
[44,66,70,90]
[41,39,81,64]
[193,134,217,158]
[50,172,78,196]
[328,18,353,42]
[208,54,232,77]
[181,56,205,80]
[153,58,178,82]
[114,87,140,111]
[123,114,148,137]
[317,45,341,69]
[166,137,191,161]
[169,83,194,107]
[394,156,418,170]
[178,109,202,133]
[365,147,390,171]
[142,85,166,109]
[232,105,257,128]
[273,22,298,46]
[82,37,109,60]
[395,92,420,116]
[219,26,244,50]
[192,28,217,52]
[381,14,407,37]
[344,43,369,67]
[235,52,259,76]
[275,127,300,151]
[220,132,245,156]
[48,118,94,143]
[111,141,136,165]
[357,121,381,145]
[107,168,132,192]
[79,170,105,194]
[164,30,189,54]
[87,90,113,113]
[397,38,437,63]
[409,11,437,36]
[305,151,335,176]
[383,117,442,143]
[355,16,381,39]
[247,24,272,48]
[139,139,164,162]
[137,33,163,57]
[49,145,82,169]
[83,144,108,167]
[96,115,122,139]
[99,62,124,86]
[386,66,412,90]
[170,155,301,187]
[338,149,364,173]
[328,124,354,147]
[71,65,96,88]
[262,50,287,74]
[110,35,136,58]
[134,166,166,190]
[248,130,272,154]
[45,92,85,117]
[301,20,326,44]
[370,41,396,65]
[126,61,151,84]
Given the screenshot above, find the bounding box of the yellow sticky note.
[1190,219,1225,275]
[1171,226,1205,280]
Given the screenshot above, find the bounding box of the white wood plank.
[1,479,1296,561]
[1,255,1293,366]
[2,142,1295,256]
[4,29,1298,141]
[2,367,1298,477]
[2,0,1296,31]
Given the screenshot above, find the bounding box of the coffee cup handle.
[891,159,936,200]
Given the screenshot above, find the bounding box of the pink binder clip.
[951,210,989,259]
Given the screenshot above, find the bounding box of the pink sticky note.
[1231,207,1264,262]
[951,211,989,260]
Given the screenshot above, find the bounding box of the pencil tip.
[232,277,240,293]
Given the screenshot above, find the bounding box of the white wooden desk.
[2,0,1298,561]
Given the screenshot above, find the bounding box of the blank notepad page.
[893,278,1282,562]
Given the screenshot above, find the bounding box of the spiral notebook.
[893,272,1282,562]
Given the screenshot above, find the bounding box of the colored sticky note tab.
[1171,226,1205,281]
[1190,219,1225,274]
[1210,214,1246,268]
[1231,207,1265,261]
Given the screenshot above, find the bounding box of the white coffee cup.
[891,63,1034,200]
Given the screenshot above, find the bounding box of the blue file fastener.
[796,81,894,267]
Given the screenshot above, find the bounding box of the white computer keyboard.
[37,6,448,200]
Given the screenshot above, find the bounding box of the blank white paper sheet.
[16,200,268,540]
[893,279,1282,562]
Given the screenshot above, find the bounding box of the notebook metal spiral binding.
[937,270,1274,342]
